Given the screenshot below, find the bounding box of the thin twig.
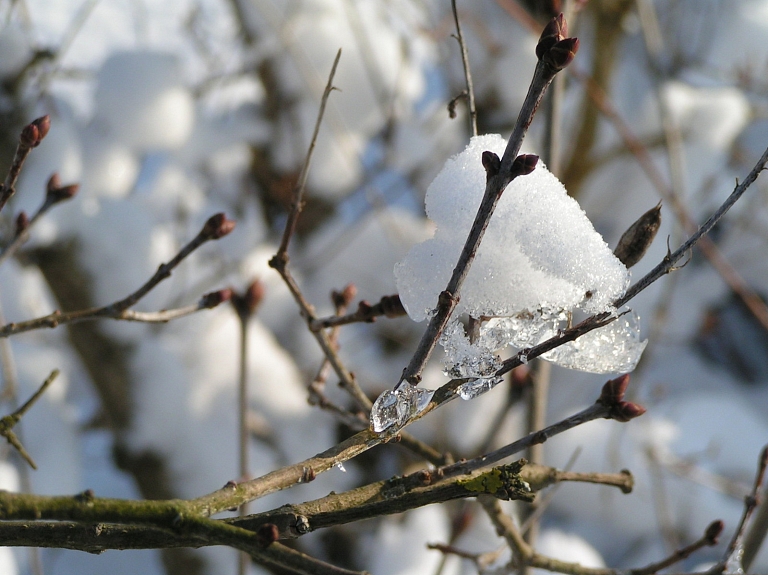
[710,445,768,575]
[481,495,721,575]
[268,49,373,412]
[571,66,768,333]
[309,294,405,331]
[0,369,59,469]
[439,403,609,480]
[0,215,235,338]
[451,0,477,137]
[276,49,341,257]
[0,115,50,214]
[0,174,78,268]
[402,20,577,384]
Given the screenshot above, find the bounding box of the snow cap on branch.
[396,134,645,376]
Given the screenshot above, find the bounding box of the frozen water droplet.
[371,389,398,432]
[370,383,435,432]
[457,376,502,400]
[519,353,528,365]
[335,462,347,473]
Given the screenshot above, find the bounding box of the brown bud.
[46,174,79,204]
[20,115,51,148]
[201,213,236,240]
[244,280,265,312]
[599,374,630,404]
[357,300,374,320]
[231,280,264,318]
[15,212,29,236]
[536,13,568,60]
[482,151,501,180]
[511,154,539,176]
[705,520,724,545]
[380,294,406,318]
[542,38,579,71]
[611,401,646,422]
[32,116,51,143]
[20,124,39,149]
[332,283,357,309]
[47,173,61,193]
[201,289,233,308]
[256,523,279,548]
[614,203,662,268]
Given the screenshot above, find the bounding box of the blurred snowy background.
[1,0,768,574]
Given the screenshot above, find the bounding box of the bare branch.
[402,14,579,385]
[0,369,59,469]
[0,214,235,338]
[451,0,477,137]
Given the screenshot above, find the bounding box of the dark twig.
[438,375,645,480]
[709,445,768,575]
[0,116,51,215]
[230,280,264,575]
[0,214,235,338]
[0,173,78,268]
[451,0,477,137]
[276,49,341,257]
[268,49,374,413]
[309,294,405,331]
[0,369,59,469]
[402,15,578,385]
[572,67,768,333]
[481,496,722,575]
[490,146,768,379]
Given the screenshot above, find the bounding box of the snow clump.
[395,134,645,382]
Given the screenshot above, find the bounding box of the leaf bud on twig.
[597,374,647,421]
[201,213,236,240]
[231,280,265,319]
[15,212,29,236]
[536,13,568,60]
[482,151,501,180]
[243,280,266,313]
[614,202,662,268]
[511,154,539,177]
[380,294,406,318]
[45,173,79,205]
[20,115,51,149]
[332,283,357,309]
[201,288,233,308]
[542,38,579,71]
[599,373,630,404]
[705,520,724,545]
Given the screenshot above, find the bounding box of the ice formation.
[370,381,434,433]
[395,134,646,383]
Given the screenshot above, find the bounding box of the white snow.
[94,52,195,152]
[395,134,641,374]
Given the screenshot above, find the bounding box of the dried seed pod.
[613,202,662,268]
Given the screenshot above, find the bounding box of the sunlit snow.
[395,134,645,377]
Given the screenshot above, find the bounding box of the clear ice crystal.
[542,310,647,373]
[370,382,435,433]
[457,376,503,400]
[440,321,502,379]
[335,462,347,473]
